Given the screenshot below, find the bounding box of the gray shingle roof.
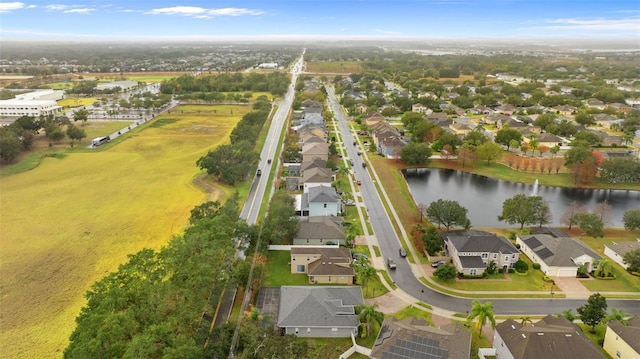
[370,317,471,359]
[277,286,363,328]
[520,234,601,267]
[296,216,344,240]
[459,256,486,269]
[446,230,518,255]
[496,316,605,359]
[307,185,340,203]
[605,240,640,257]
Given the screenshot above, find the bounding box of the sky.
[0,0,639,42]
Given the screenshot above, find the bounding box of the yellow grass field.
[0,105,248,359]
[57,98,97,108]
[305,61,362,74]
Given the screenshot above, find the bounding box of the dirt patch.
[192,174,225,202]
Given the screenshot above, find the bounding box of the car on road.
[356,180,362,185]
[387,258,397,269]
[357,151,361,156]
[399,248,407,257]
[349,159,354,166]
[431,260,447,268]
[362,162,367,168]
[256,169,262,176]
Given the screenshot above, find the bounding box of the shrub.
[514,260,528,273]
[532,263,541,270]
[543,275,553,282]
[508,268,515,273]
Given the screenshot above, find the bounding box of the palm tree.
[605,308,630,325]
[593,259,613,278]
[360,265,377,297]
[467,300,496,338]
[559,309,576,322]
[520,316,533,326]
[356,304,384,338]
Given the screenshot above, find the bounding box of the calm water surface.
[403,168,640,228]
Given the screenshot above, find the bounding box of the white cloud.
[146,6,264,19]
[64,8,95,14]
[539,18,640,31]
[375,29,402,35]
[45,4,68,11]
[0,2,25,12]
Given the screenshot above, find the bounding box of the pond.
[403,168,640,228]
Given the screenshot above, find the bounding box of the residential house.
[300,134,326,145]
[494,316,606,359]
[586,98,606,110]
[370,317,471,359]
[296,185,341,217]
[302,112,324,126]
[443,230,520,275]
[379,135,406,159]
[283,163,301,176]
[294,216,345,245]
[495,103,517,115]
[285,176,302,191]
[300,157,327,173]
[277,286,363,337]
[552,105,577,116]
[411,103,431,114]
[363,112,386,127]
[603,317,640,359]
[470,105,493,115]
[517,234,602,277]
[426,112,448,122]
[523,133,563,148]
[449,122,472,135]
[588,130,623,147]
[301,142,329,162]
[594,113,622,129]
[290,247,354,284]
[302,167,334,192]
[486,113,513,127]
[608,102,633,113]
[355,103,369,114]
[604,240,640,270]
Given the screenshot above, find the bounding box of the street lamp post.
[550,280,555,298]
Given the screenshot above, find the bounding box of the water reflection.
[404,168,640,227]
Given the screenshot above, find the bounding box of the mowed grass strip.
[0,104,249,359]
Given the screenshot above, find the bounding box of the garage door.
[557,268,577,277]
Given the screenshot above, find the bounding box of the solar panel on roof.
[524,237,542,248]
[536,248,554,260]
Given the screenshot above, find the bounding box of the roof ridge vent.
[521,334,526,338]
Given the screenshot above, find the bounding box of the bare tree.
[593,200,613,226]
[417,202,428,222]
[561,201,587,230]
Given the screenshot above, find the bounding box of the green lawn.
[353,245,371,257]
[391,305,433,324]
[302,337,355,358]
[359,271,389,298]
[580,264,640,293]
[262,250,310,286]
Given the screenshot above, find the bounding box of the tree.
[467,301,496,338]
[577,293,608,333]
[520,317,533,326]
[433,263,457,281]
[593,259,613,278]
[623,208,640,231]
[262,190,300,245]
[574,212,604,238]
[593,200,612,225]
[426,199,471,231]
[400,142,432,166]
[561,201,587,230]
[66,123,87,145]
[355,304,384,338]
[495,126,522,150]
[532,199,552,228]
[73,108,90,125]
[622,248,640,273]
[0,132,21,162]
[605,308,630,325]
[45,123,65,142]
[457,145,477,168]
[600,157,640,184]
[560,309,577,322]
[498,194,547,229]
[476,141,503,165]
[550,144,560,158]
[564,147,599,184]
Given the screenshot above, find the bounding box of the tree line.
[160,72,291,97]
[196,99,270,185]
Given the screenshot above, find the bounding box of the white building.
[95,80,138,92]
[0,99,62,118]
[15,89,64,101]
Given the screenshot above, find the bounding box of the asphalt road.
[240,55,305,226]
[325,85,640,316]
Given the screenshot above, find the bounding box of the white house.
[517,234,601,277]
[604,240,640,269]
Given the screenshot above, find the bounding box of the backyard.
[0,104,246,359]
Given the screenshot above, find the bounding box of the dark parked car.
[431,260,447,268]
[399,248,407,257]
[387,258,397,269]
[352,252,368,261]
